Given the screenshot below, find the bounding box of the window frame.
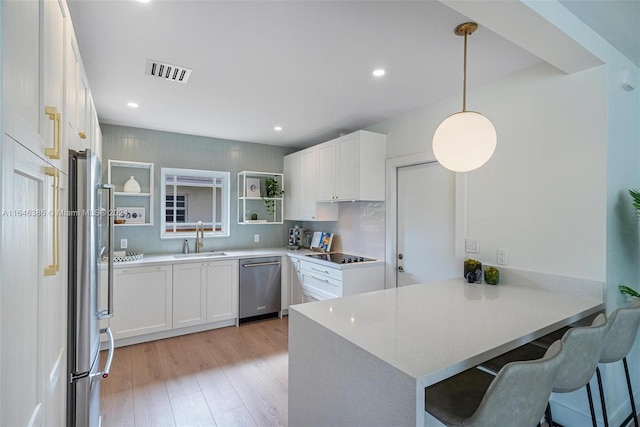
[160,167,230,239]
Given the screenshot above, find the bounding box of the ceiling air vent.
[145,59,192,84]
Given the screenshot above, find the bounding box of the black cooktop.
[306,252,376,264]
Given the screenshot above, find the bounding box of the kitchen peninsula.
[288,268,604,427]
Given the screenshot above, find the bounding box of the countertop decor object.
[309,231,333,252]
[123,176,141,193]
[464,258,482,283]
[485,266,500,285]
[432,22,497,172]
[104,252,144,263]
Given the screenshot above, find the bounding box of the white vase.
[123,176,141,193]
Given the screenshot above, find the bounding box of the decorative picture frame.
[116,207,145,224]
[246,178,261,198]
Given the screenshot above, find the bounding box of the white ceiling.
[67,1,638,148]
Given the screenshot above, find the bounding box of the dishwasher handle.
[242,261,281,268]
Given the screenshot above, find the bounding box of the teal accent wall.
[102,124,297,255]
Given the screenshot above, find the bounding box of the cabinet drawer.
[299,260,342,281]
[301,270,342,298]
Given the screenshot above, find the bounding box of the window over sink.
[160,167,230,239]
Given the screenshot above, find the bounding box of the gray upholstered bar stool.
[425,340,564,427]
[595,299,640,427]
[478,314,608,427]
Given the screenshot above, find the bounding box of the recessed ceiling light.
[274,126,283,131]
[372,69,386,77]
[137,0,151,3]
[127,102,139,108]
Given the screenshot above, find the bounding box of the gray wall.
[102,124,297,255]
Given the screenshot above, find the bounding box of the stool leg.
[545,403,553,427]
[586,383,598,427]
[623,357,639,427]
[596,367,609,427]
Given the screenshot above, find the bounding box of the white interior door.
[396,162,458,286]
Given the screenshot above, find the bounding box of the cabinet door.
[111,266,173,339]
[206,260,238,323]
[283,152,301,220]
[290,259,304,305]
[3,0,41,151]
[91,105,103,160]
[284,148,338,221]
[42,0,66,170]
[173,263,207,328]
[65,33,90,152]
[315,141,337,202]
[335,134,359,201]
[1,136,59,426]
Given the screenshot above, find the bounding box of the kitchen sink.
[172,251,227,259]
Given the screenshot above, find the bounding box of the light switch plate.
[465,238,479,254]
[254,234,260,243]
[120,239,128,249]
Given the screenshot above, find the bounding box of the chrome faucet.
[195,221,204,253]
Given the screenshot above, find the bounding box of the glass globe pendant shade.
[432,111,497,172]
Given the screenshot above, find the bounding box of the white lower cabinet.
[297,258,385,301]
[290,258,304,305]
[173,262,207,328]
[205,260,238,323]
[173,260,238,327]
[111,265,173,340]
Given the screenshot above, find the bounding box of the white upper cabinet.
[91,101,103,160]
[42,0,67,170]
[3,0,66,169]
[3,0,40,142]
[315,130,386,202]
[284,146,338,221]
[65,29,91,153]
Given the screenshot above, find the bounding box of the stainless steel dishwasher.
[239,257,282,320]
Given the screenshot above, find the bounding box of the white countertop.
[102,247,384,269]
[290,278,604,384]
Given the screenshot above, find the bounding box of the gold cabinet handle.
[44,106,61,160]
[78,131,87,139]
[44,167,60,276]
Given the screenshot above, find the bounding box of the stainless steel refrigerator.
[67,149,115,426]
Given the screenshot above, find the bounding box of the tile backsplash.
[299,201,385,260]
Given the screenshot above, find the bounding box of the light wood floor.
[100,317,289,427]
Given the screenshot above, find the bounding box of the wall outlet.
[465,238,480,254]
[497,248,508,265]
[254,234,260,243]
[120,239,128,249]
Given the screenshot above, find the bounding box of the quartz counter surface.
[102,247,384,269]
[289,272,604,426]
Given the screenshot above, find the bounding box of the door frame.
[385,152,468,288]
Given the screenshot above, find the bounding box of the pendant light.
[432,22,496,172]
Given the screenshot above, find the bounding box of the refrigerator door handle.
[98,183,115,319]
[90,327,114,381]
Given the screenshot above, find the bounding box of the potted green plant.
[619,189,640,299]
[262,176,284,216]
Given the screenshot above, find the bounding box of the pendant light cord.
[462,31,468,112]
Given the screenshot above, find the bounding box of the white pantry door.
[396,162,458,286]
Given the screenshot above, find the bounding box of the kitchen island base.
[289,309,417,427]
